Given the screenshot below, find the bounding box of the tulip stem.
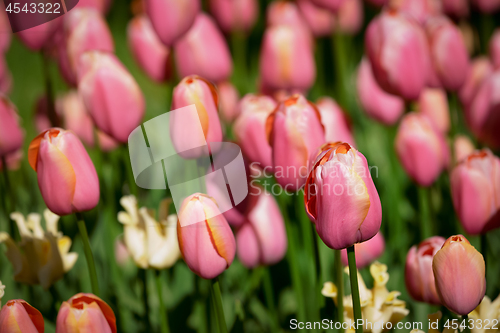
[76,216,100,296]
[334,250,344,326]
[331,27,348,107]
[1,156,16,238]
[347,246,363,333]
[210,277,228,333]
[418,186,432,240]
[41,52,60,128]
[155,270,170,333]
[231,30,247,92]
[140,269,151,332]
[262,267,279,330]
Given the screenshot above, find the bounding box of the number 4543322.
[444,318,499,330]
[5,2,61,14]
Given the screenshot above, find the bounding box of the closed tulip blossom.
[297,0,334,37]
[177,193,236,279]
[459,57,493,109]
[490,29,500,69]
[471,0,500,13]
[56,293,116,333]
[170,75,222,159]
[128,15,172,83]
[418,88,450,134]
[174,14,233,83]
[453,135,475,164]
[267,94,325,190]
[451,149,500,235]
[340,232,385,268]
[28,128,100,215]
[405,236,445,305]
[356,58,404,125]
[76,0,113,13]
[388,0,442,24]
[16,18,62,51]
[433,235,486,315]
[209,0,259,33]
[0,299,44,333]
[316,97,355,146]
[236,190,287,268]
[336,0,364,35]
[218,81,240,124]
[118,196,181,269]
[304,142,382,250]
[259,24,316,92]
[442,0,469,19]
[0,96,24,158]
[146,0,200,46]
[395,112,450,186]
[233,94,277,169]
[425,16,469,91]
[365,10,431,100]
[77,51,145,143]
[0,210,78,289]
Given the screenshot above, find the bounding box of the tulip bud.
[405,236,445,305]
[145,0,200,46]
[267,1,308,29]
[433,235,486,315]
[233,94,277,169]
[337,0,363,35]
[260,24,316,93]
[388,0,442,24]
[425,16,469,91]
[28,128,99,215]
[0,96,23,158]
[218,81,240,124]
[395,112,450,186]
[304,142,382,250]
[311,0,347,12]
[459,57,493,109]
[340,232,385,268]
[209,0,259,33]
[16,18,62,51]
[356,57,404,125]
[418,88,450,134]
[0,299,44,333]
[177,193,236,279]
[471,0,500,14]
[451,149,500,235]
[128,15,172,83]
[297,0,334,37]
[442,0,469,19]
[57,293,116,332]
[267,94,325,191]
[77,51,145,143]
[365,10,431,100]
[453,135,474,163]
[170,75,222,159]
[316,97,355,146]
[490,29,500,69]
[236,190,287,268]
[174,13,233,83]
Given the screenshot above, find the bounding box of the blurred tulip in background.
[340,232,385,268]
[0,96,23,158]
[209,0,259,33]
[316,97,355,145]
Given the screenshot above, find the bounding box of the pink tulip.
[418,88,450,134]
[145,0,200,46]
[340,232,385,268]
[28,128,100,216]
[471,0,500,13]
[432,235,486,315]
[405,236,445,305]
[490,29,500,69]
[336,0,364,35]
[177,193,236,279]
[218,81,240,124]
[115,237,130,266]
[174,13,233,83]
[236,190,287,268]
[0,149,22,171]
[0,97,23,158]
[209,0,259,33]
[128,15,172,83]
[395,112,450,186]
[388,0,442,24]
[442,0,469,19]
[0,299,44,333]
[76,0,113,13]
[356,58,404,125]
[16,18,62,51]
[260,25,315,92]
[0,57,12,94]
[425,16,469,91]
[267,1,308,29]
[297,0,334,37]
[365,10,431,100]
[77,51,145,143]
[459,57,493,109]
[0,9,11,54]
[171,75,222,159]
[233,94,277,169]
[267,94,325,191]
[453,135,475,164]
[316,97,355,146]
[304,142,382,250]
[311,0,347,13]
[451,149,500,235]
[56,293,116,333]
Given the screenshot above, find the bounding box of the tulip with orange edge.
[433,235,486,315]
[56,293,116,333]
[0,298,44,333]
[316,97,355,146]
[266,94,325,191]
[340,232,385,269]
[453,135,475,164]
[405,236,445,305]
